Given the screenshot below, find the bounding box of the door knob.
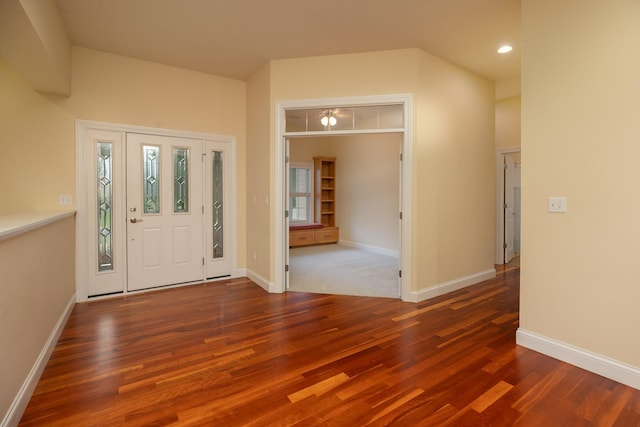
[130,217,143,223]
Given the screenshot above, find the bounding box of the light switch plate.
[59,194,73,205]
[548,197,567,213]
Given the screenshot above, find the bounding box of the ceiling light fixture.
[497,45,513,54]
[321,110,337,127]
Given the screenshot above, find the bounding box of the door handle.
[130,217,143,223]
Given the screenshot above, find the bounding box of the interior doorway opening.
[274,95,413,301]
[287,133,402,298]
[496,149,521,265]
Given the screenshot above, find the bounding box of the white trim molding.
[408,269,497,303]
[246,269,280,294]
[517,329,640,390]
[2,293,76,427]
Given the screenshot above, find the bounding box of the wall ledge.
[516,328,640,391]
[0,211,75,242]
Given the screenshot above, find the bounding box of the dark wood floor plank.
[18,266,640,426]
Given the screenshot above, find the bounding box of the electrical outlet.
[59,195,73,205]
[252,251,257,261]
[548,197,567,213]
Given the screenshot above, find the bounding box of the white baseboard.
[246,269,280,293]
[338,240,399,258]
[410,269,496,303]
[2,293,76,427]
[233,268,247,278]
[516,329,640,390]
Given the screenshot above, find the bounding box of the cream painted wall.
[246,62,272,281]
[49,47,247,268]
[0,217,75,421]
[521,0,640,367]
[271,49,419,101]
[414,51,496,288]
[267,48,495,292]
[495,95,521,151]
[0,0,71,94]
[334,134,401,251]
[57,47,246,136]
[290,134,401,252]
[0,56,75,214]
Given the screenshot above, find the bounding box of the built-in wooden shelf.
[314,157,337,228]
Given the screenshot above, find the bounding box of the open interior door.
[504,154,516,264]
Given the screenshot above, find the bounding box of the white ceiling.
[55,0,520,83]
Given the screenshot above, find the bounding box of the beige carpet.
[288,244,399,298]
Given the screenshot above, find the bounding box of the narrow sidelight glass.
[212,151,224,259]
[97,141,113,272]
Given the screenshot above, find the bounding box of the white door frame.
[495,147,521,264]
[274,94,413,301]
[75,119,238,302]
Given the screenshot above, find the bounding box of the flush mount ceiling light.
[497,45,513,54]
[321,110,337,127]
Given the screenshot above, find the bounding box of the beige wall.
[57,47,246,136]
[495,95,521,151]
[0,0,71,94]
[246,62,272,280]
[415,51,496,288]
[521,0,640,367]
[0,216,75,420]
[266,48,495,292]
[0,57,75,214]
[290,134,401,252]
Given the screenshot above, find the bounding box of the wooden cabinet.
[289,229,315,246]
[289,226,339,247]
[314,157,336,227]
[314,226,339,244]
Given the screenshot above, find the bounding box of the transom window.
[289,164,313,223]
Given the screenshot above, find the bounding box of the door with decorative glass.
[126,133,204,291]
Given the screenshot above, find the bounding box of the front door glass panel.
[143,145,160,214]
[173,147,189,213]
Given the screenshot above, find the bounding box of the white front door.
[126,133,204,291]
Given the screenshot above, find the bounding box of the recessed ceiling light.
[497,45,513,54]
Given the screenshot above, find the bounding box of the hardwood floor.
[20,267,639,426]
